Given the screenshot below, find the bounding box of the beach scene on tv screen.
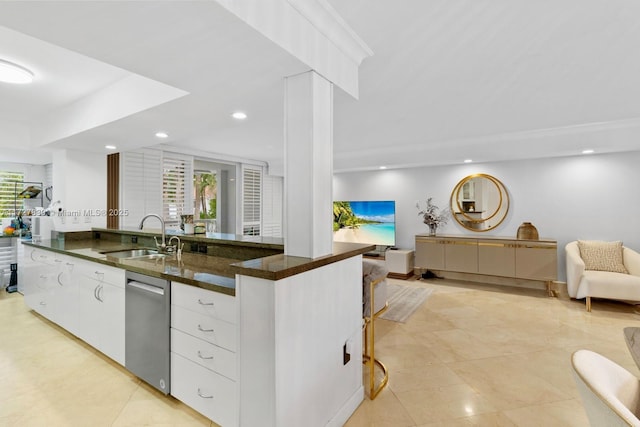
[333,200,396,246]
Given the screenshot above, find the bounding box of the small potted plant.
[417,197,450,236]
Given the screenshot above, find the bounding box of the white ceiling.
[1,1,640,172]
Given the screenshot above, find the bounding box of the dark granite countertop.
[230,242,375,281]
[23,238,375,295]
[23,238,238,296]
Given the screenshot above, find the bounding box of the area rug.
[379,283,433,323]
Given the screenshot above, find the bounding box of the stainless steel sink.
[102,248,167,259]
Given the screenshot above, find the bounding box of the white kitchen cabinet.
[21,247,57,319]
[171,352,237,427]
[170,281,238,426]
[21,247,125,362]
[76,260,125,365]
[21,249,80,334]
[49,253,79,335]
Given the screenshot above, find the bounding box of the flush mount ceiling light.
[379,166,387,170]
[155,131,169,138]
[232,111,247,120]
[105,145,117,150]
[0,59,34,84]
[582,149,594,154]
[464,159,473,163]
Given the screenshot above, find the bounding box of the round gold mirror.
[450,174,509,232]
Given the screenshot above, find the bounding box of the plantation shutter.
[119,149,162,228]
[241,165,262,236]
[262,175,283,237]
[0,171,25,218]
[162,153,193,229]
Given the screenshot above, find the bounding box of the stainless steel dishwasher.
[125,271,171,394]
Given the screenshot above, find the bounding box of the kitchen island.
[21,228,372,427]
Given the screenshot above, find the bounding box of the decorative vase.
[517,222,539,240]
[428,223,437,236]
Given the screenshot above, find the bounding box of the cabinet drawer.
[74,260,125,288]
[171,352,237,427]
[24,247,60,265]
[171,304,236,351]
[171,328,236,380]
[171,282,236,324]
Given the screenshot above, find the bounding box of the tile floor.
[2,277,639,426]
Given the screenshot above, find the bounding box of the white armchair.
[571,349,640,426]
[566,241,640,311]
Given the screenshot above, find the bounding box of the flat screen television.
[333,200,396,247]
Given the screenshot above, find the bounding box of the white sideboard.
[415,234,558,294]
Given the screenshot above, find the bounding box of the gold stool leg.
[362,277,389,399]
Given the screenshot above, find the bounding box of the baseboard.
[326,385,364,427]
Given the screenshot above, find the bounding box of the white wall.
[334,151,640,281]
[52,149,107,231]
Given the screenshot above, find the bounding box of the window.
[242,165,262,236]
[0,171,24,218]
[162,154,193,228]
[262,175,283,237]
[194,171,217,220]
[119,149,162,228]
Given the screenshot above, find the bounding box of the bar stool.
[362,260,389,399]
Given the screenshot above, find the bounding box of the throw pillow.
[577,240,628,274]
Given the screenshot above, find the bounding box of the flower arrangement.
[417,197,450,235]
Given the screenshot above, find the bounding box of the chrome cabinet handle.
[94,284,100,301]
[197,351,213,360]
[197,299,214,306]
[39,301,46,306]
[197,388,213,399]
[39,274,47,279]
[97,285,104,302]
[55,259,62,263]
[197,324,214,333]
[57,272,63,286]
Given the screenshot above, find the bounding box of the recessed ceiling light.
[105,145,117,150]
[0,59,34,84]
[155,132,169,138]
[379,166,387,170]
[232,111,247,120]
[582,149,594,154]
[464,159,473,163]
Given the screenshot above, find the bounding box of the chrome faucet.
[168,235,182,260]
[138,214,167,252]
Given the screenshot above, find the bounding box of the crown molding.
[287,0,373,65]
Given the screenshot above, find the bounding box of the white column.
[284,71,333,258]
